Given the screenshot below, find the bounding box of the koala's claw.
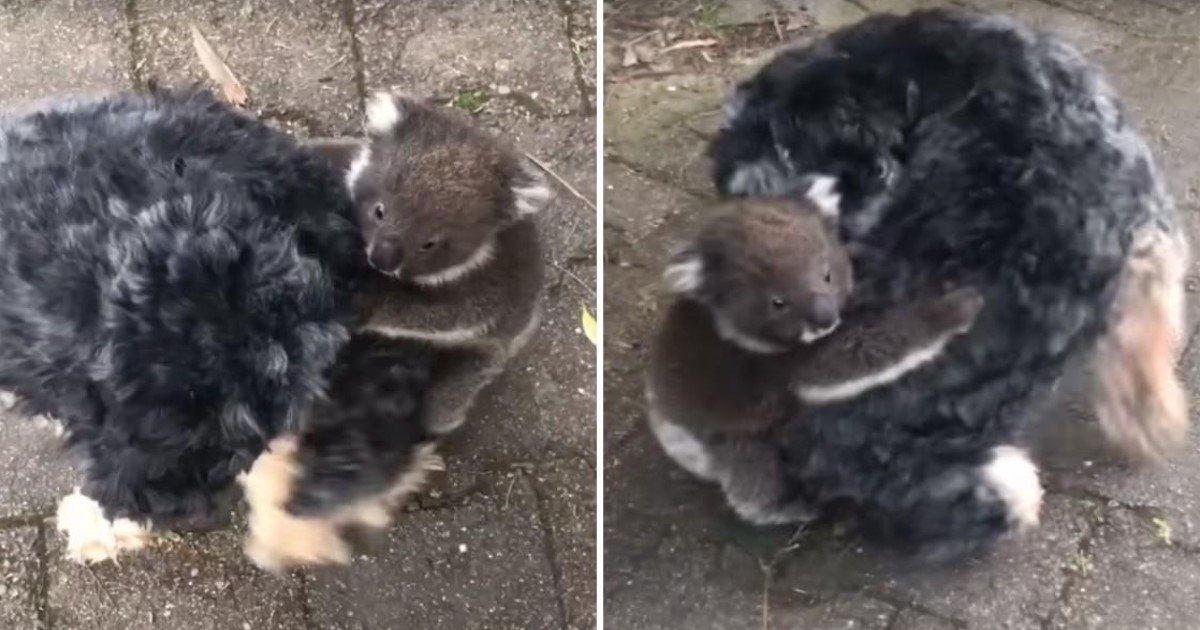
[932,287,985,335]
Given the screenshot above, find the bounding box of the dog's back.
[0,89,363,523]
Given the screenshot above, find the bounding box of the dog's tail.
[1093,222,1190,462]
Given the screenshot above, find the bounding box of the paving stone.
[306,472,561,630]
[0,526,45,629]
[356,0,582,116]
[45,526,307,630]
[0,413,77,520]
[532,459,596,630]
[131,0,360,136]
[605,73,728,195]
[1053,507,1200,630]
[0,0,131,107]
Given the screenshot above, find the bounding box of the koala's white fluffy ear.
[663,250,704,295]
[364,92,410,136]
[804,174,841,220]
[511,161,554,218]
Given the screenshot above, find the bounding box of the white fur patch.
[365,321,494,346]
[800,320,839,344]
[513,164,553,217]
[646,393,716,481]
[796,337,950,404]
[56,489,151,563]
[981,446,1043,531]
[409,240,496,287]
[712,313,786,354]
[805,175,841,219]
[345,145,371,196]
[506,305,544,360]
[365,92,404,135]
[663,256,703,294]
[0,390,16,410]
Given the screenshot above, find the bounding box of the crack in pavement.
[605,153,716,200]
[527,473,571,630]
[121,0,145,90]
[336,0,368,113]
[553,0,594,114]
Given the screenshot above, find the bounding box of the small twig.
[322,53,349,73]
[502,476,518,509]
[659,38,719,54]
[523,152,596,213]
[550,261,595,298]
[85,564,116,608]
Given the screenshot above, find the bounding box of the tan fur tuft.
[240,437,443,572]
[1093,224,1190,462]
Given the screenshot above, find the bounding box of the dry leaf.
[621,45,639,67]
[190,23,248,107]
[581,308,597,346]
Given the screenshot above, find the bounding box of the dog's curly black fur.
[0,88,388,528]
[708,9,1183,558]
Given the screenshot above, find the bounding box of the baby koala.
[646,188,984,524]
[307,92,550,434]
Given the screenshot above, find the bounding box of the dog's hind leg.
[869,445,1043,560]
[1092,222,1189,462]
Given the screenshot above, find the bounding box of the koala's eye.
[824,267,833,284]
[373,203,385,220]
[420,239,440,252]
[771,297,789,311]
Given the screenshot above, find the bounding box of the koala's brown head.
[663,193,852,353]
[347,92,551,284]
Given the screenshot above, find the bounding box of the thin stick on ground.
[524,152,596,213]
[550,261,596,298]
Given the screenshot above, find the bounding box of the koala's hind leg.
[424,347,506,434]
[714,439,817,525]
[1092,223,1189,462]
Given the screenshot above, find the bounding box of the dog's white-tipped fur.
[981,446,1043,532]
[663,255,703,294]
[240,436,444,572]
[56,489,152,563]
[365,92,405,135]
[805,175,842,219]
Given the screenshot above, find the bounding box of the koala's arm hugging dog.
[647,196,983,524]
[306,94,549,435]
[0,88,435,563]
[711,9,1187,558]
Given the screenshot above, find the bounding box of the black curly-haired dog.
[697,9,1187,558]
[0,88,437,564]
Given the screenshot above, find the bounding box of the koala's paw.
[928,287,985,336]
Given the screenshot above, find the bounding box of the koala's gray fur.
[306,93,549,434]
[646,196,983,524]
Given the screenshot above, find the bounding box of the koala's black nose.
[809,294,840,330]
[368,240,404,272]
